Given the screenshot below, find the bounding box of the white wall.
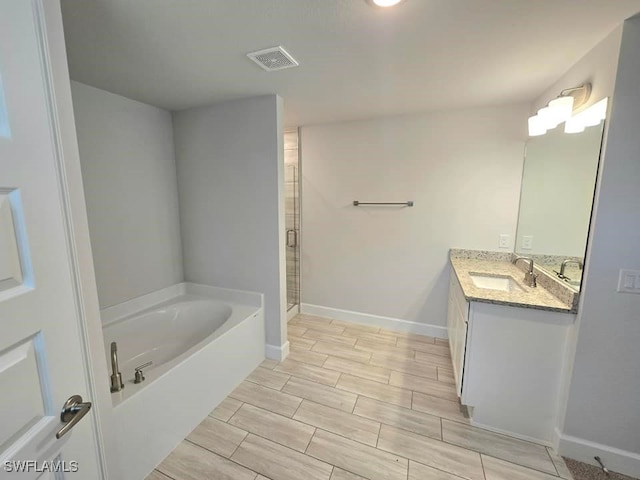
[173,95,287,354]
[533,27,622,112]
[71,82,183,310]
[300,105,528,329]
[559,18,640,476]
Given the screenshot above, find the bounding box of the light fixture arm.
[558,83,592,110]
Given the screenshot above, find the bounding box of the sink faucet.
[512,256,537,288]
[110,341,124,392]
[558,259,584,279]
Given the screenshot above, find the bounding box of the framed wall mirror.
[515,112,606,291]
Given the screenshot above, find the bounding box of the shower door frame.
[285,127,301,316]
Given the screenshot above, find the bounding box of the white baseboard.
[558,432,640,478]
[301,303,448,339]
[551,428,561,452]
[286,305,299,322]
[471,420,551,447]
[265,341,290,362]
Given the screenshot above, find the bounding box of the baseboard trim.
[286,305,299,322]
[265,341,290,362]
[471,420,552,447]
[300,303,447,339]
[558,432,640,478]
[551,427,562,452]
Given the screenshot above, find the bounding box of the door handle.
[56,394,92,439]
[286,229,298,248]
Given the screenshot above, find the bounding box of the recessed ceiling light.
[367,0,406,7]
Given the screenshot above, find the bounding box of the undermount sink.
[469,273,525,292]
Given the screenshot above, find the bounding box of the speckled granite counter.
[450,249,577,313]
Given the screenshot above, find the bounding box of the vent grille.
[247,46,299,72]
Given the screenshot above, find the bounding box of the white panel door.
[0,1,102,478]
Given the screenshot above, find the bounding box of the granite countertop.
[450,252,576,313]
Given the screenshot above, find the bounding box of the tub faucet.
[512,256,537,288]
[110,341,124,393]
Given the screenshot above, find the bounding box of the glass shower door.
[284,129,300,310]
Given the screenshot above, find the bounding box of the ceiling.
[60,0,640,126]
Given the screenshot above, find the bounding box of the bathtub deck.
[147,314,573,480]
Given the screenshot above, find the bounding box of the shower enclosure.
[284,128,300,313]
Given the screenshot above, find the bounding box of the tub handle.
[134,361,153,384]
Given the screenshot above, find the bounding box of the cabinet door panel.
[447,270,468,397]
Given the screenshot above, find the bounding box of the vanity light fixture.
[367,0,405,7]
[527,83,593,136]
[564,97,608,134]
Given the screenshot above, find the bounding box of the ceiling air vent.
[247,46,299,72]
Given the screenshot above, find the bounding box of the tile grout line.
[545,446,563,477]
[302,426,317,454]
[291,317,557,478]
[183,437,243,462]
[320,353,329,368]
[307,427,413,477]
[435,422,561,473]
[244,373,292,392]
[153,468,178,480]
[233,378,295,395]
[476,452,567,478]
[186,434,311,479]
[226,430,250,460]
[182,316,502,475]
[175,316,551,480]
[229,393,303,419]
[351,393,359,413]
[479,452,487,480]
[411,460,473,480]
[440,416,559,449]
[291,395,305,418]
[224,398,413,462]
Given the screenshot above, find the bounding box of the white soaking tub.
[101,282,264,480]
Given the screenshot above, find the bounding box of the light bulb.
[528,115,547,136]
[537,106,561,129]
[548,96,574,123]
[370,0,405,7]
[582,98,608,127]
[564,116,585,134]
[564,97,608,133]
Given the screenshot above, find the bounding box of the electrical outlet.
[522,235,533,250]
[499,234,510,249]
[617,269,640,294]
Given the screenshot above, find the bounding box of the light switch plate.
[522,236,533,250]
[617,269,640,294]
[499,234,510,249]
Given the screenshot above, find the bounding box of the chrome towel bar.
[353,201,414,207]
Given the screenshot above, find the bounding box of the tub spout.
[110,341,124,393]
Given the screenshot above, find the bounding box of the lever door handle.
[56,394,92,439]
[286,229,298,248]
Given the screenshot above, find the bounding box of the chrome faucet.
[110,341,124,392]
[512,256,537,288]
[558,259,584,279]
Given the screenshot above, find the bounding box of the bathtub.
[101,282,265,480]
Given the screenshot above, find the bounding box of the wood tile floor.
[147,314,574,480]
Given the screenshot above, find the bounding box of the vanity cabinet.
[447,266,576,445]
